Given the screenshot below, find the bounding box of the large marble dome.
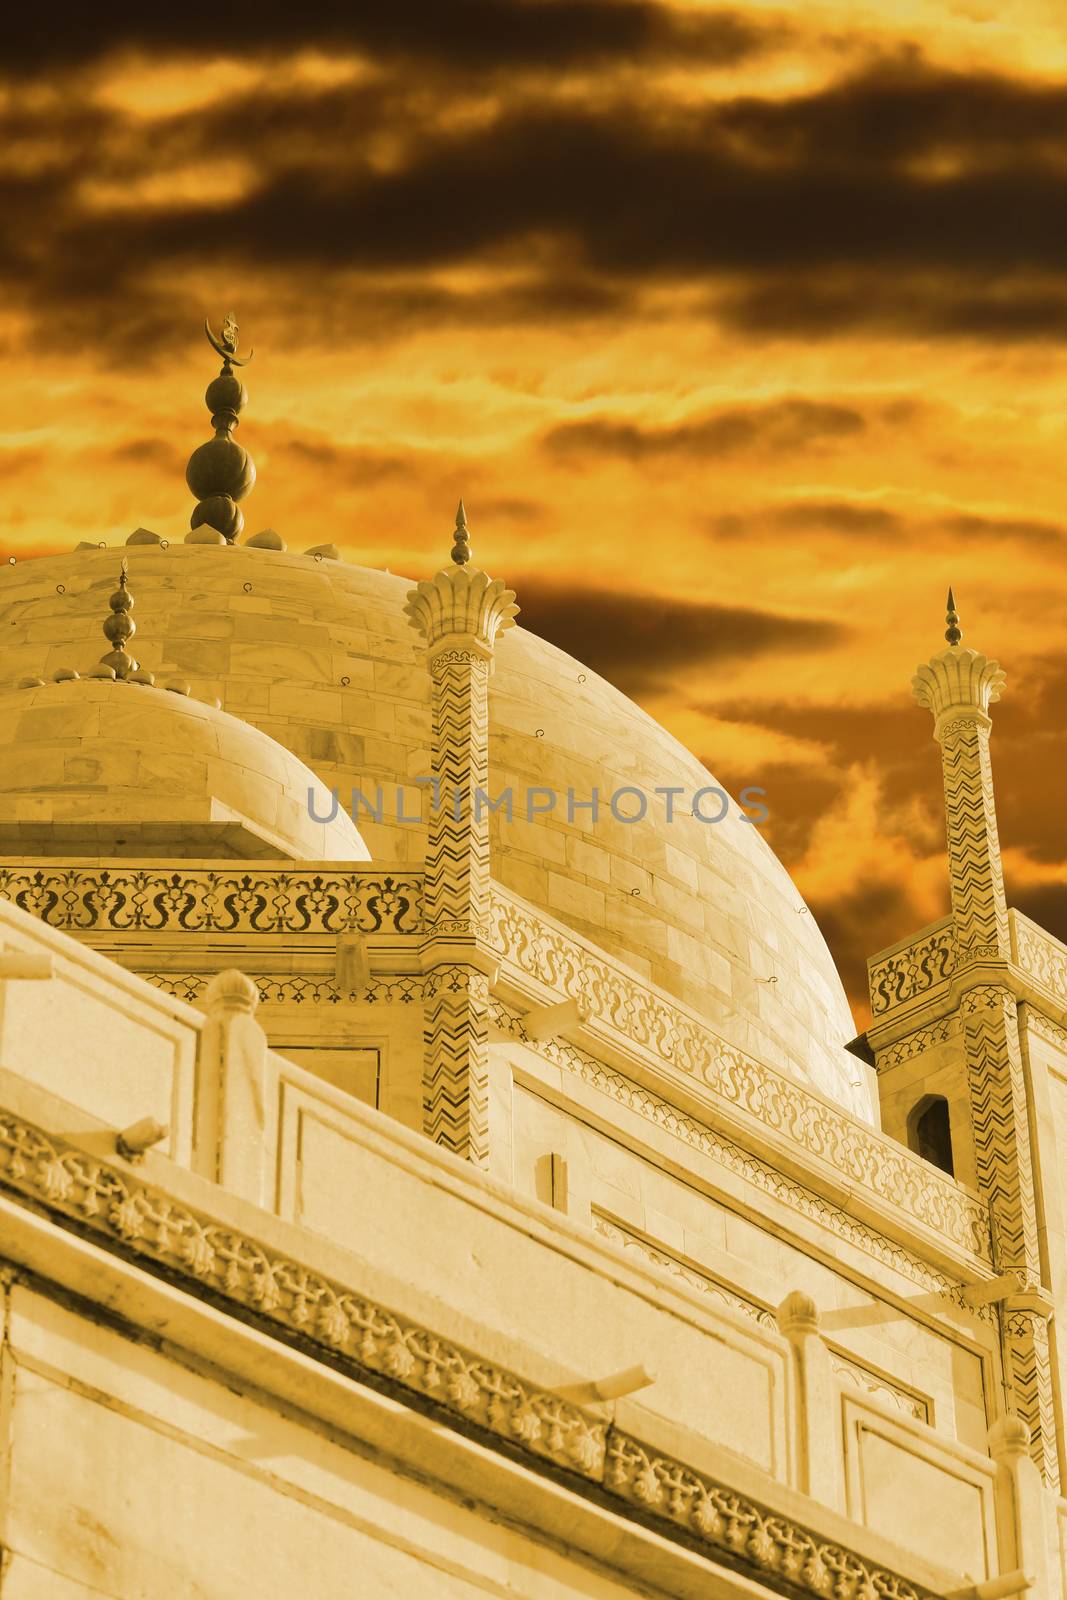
[0,543,869,1117]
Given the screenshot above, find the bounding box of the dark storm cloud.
[715,58,1067,168]
[8,39,1067,351]
[513,581,843,695]
[0,2,771,75]
[940,512,1064,548]
[106,437,185,473]
[706,756,842,864]
[151,104,1067,281]
[708,675,1067,898]
[706,697,945,846]
[543,399,866,464]
[717,274,1067,341]
[1012,883,1067,951]
[709,698,929,761]
[232,75,1067,286]
[277,434,409,487]
[301,274,632,340]
[986,659,1067,869]
[710,499,1065,548]
[807,879,927,1009]
[770,501,903,537]
[475,496,545,524]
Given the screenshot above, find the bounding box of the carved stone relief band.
[0,862,989,1262]
[493,1002,992,1296]
[486,895,990,1260]
[0,1109,943,1600]
[869,907,1067,1020]
[0,865,423,935]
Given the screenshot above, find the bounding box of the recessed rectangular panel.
[844,1397,994,1580]
[280,1046,379,1107]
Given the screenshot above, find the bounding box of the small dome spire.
[98,558,139,680]
[945,586,962,647]
[186,313,256,545]
[451,499,472,565]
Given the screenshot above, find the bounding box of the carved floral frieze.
[487,901,990,1259]
[602,1435,940,1599]
[147,972,423,1007]
[493,1000,993,1282]
[1012,912,1067,1006]
[868,920,958,1016]
[867,909,1067,1020]
[0,1108,942,1600]
[0,862,991,1263]
[0,864,423,935]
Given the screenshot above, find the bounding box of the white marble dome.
[0,545,870,1117]
[0,675,370,861]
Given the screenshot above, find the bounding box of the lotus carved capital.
[405,566,519,660]
[912,647,1005,730]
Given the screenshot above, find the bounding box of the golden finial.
[187,313,257,543]
[450,499,472,566]
[945,586,962,647]
[204,311,253,371]
[98,557,139,679]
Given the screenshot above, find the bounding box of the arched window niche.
[906,1094,954,1177]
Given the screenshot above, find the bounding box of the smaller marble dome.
[0,679,369,861]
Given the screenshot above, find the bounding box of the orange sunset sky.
[2,0,1066,1022]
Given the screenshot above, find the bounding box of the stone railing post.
[776,1290,845,1512]
[195,968,277,1207]
[988,1416,1056,1599]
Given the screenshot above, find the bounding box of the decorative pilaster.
[405,503,518,1166]
[912,590,1008,959]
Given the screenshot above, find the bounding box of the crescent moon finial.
[204,314,253,368]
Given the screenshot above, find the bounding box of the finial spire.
[450,499,471,565]
[945,586,962,647]
[97,558,139,679]
[204,311,253,371]
[186,313,256,544]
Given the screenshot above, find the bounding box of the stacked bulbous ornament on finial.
[91,559,141,680]
[186,312,256,544]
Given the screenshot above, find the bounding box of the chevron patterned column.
[421,965,493,1163]
[962,986,1058,1488]
[938,712,1010,955]
[424,646,491,931]
[912,591,1009,959]
[405,504,518,1167]
[913,597,1057,1486]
